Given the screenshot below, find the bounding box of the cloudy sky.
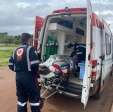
[0,0,113,35]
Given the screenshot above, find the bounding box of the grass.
[0,43,19,47]
[0,45,17,66]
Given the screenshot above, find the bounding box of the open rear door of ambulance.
[81,0,92,109]
[33,16,44,50]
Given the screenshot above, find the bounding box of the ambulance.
[33,1,113,108]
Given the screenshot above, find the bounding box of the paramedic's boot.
[17,104,27,112]
[39,97,44,109]
[30,98,44,112]
[31,106,40,112]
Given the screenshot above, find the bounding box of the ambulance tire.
[92,78,101,100]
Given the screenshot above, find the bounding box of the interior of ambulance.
[40,14,87,95]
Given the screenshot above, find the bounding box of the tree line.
[0,33,21,44]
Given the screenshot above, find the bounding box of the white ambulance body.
[33,4,113,108]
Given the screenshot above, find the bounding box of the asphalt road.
[0,67,113,112]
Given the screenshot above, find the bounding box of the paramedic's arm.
[8,56,14,71]
[30,47,40,78]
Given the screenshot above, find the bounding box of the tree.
[0,33,21,44]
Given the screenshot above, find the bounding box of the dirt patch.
[0,76,4,79]
[0,67,113,112]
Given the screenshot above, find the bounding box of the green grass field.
[0,45,16,66]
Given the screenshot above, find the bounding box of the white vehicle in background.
[33,0,113,108]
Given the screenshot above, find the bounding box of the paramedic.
[8,33,42,112]
[70,43,86,62]
[68,43,86,76]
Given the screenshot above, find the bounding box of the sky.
[0,0,113,35]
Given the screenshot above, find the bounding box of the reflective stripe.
[30,102,40,106]
[31,60,40,65]
[76,52,82,54]
[76,45,86,48]
[8,63,13,66]
[17,101,27,107]
[27,46,32,71]
[13,49,16,59]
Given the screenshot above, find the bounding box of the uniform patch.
[17,48,24,56]
[16,48,24,60]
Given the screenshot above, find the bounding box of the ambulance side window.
[105,33,111,55]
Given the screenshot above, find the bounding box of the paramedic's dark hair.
[21,33,32,44]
